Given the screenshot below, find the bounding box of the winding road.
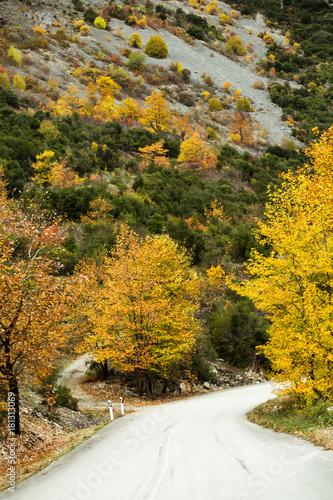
[2,383,333,500]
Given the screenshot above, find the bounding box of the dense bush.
[186,13,209,30]
[84,7,97,24]
[187,25,205,40]
[94,17,106,29]
[7,46,22,66]
[126,52,146,70]
[208,292,270,367]
[225,36,246,56]
[236,98,252,112]
[269,81,333,141]
[127,33,143,48]
[208,97,222,111]
[145,36,168,59]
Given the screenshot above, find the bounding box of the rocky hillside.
[0,0,296,146]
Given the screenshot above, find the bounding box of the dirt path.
[58,355,95,408]
[58,355,138,413]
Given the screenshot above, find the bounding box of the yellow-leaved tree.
[32,150,57,184]
[177,133,217,170]
[96,76,121,99]
[32,150,83,188]
[74,226,203,397]
[47,158,84,189]
[140,91,171,132]
[117,97,142,126]
[230,126,333,403]
[138,140,169,170]
[91,77,121,122]
[52,85,87,116]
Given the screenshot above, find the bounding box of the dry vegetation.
[248,396,333,450]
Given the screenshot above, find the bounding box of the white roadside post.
[108,400,114,421]
[120,396,125,416]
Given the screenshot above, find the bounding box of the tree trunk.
[100,360,109,380]
[162,378,168,394]
[146,375,158,400]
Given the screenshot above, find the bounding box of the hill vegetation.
[0,0,333,441]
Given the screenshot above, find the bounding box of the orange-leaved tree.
[74,226,203,397]
[230,111,254,144]
[177,133,217,170]
[80,197,113,224]
[171,112,195,138]
[229,126,333,404]
[0,169,74,434]
[47,159,84,189]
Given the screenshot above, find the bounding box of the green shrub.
[208,97,222,111]
[7,46,22,66]
[186,13,209,29]
[191,336,217,383]
[0,88,20,108]
[145,35,168,59]
[0,73,11,90]
[37,369,79,411]
[147,213,165,234]
[208,295,269,367]
[236,98,252,112]
[126,52,146,70]
[187,25,205,40]
[206,126,217,139]
[84,7,97,24]
[94,16,106,29]
[72,0,85,12]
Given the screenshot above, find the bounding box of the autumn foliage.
[0,169,73,433]
[145,35,168,59]
[230,126,333,403]
[138,140,169,170]
[141,91,171,132]
[230,111,254,144]
[74,227,203,397]
[177,133,217,170]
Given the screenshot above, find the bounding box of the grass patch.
[248,396,333,449]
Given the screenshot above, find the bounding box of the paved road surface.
[2,383,333,500]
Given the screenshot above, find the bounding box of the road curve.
[2,383,333,500]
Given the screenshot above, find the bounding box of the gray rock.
[179,382,191,394]
[124,390,138,398]
[98,383,106,389]
[203,382,211,390]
